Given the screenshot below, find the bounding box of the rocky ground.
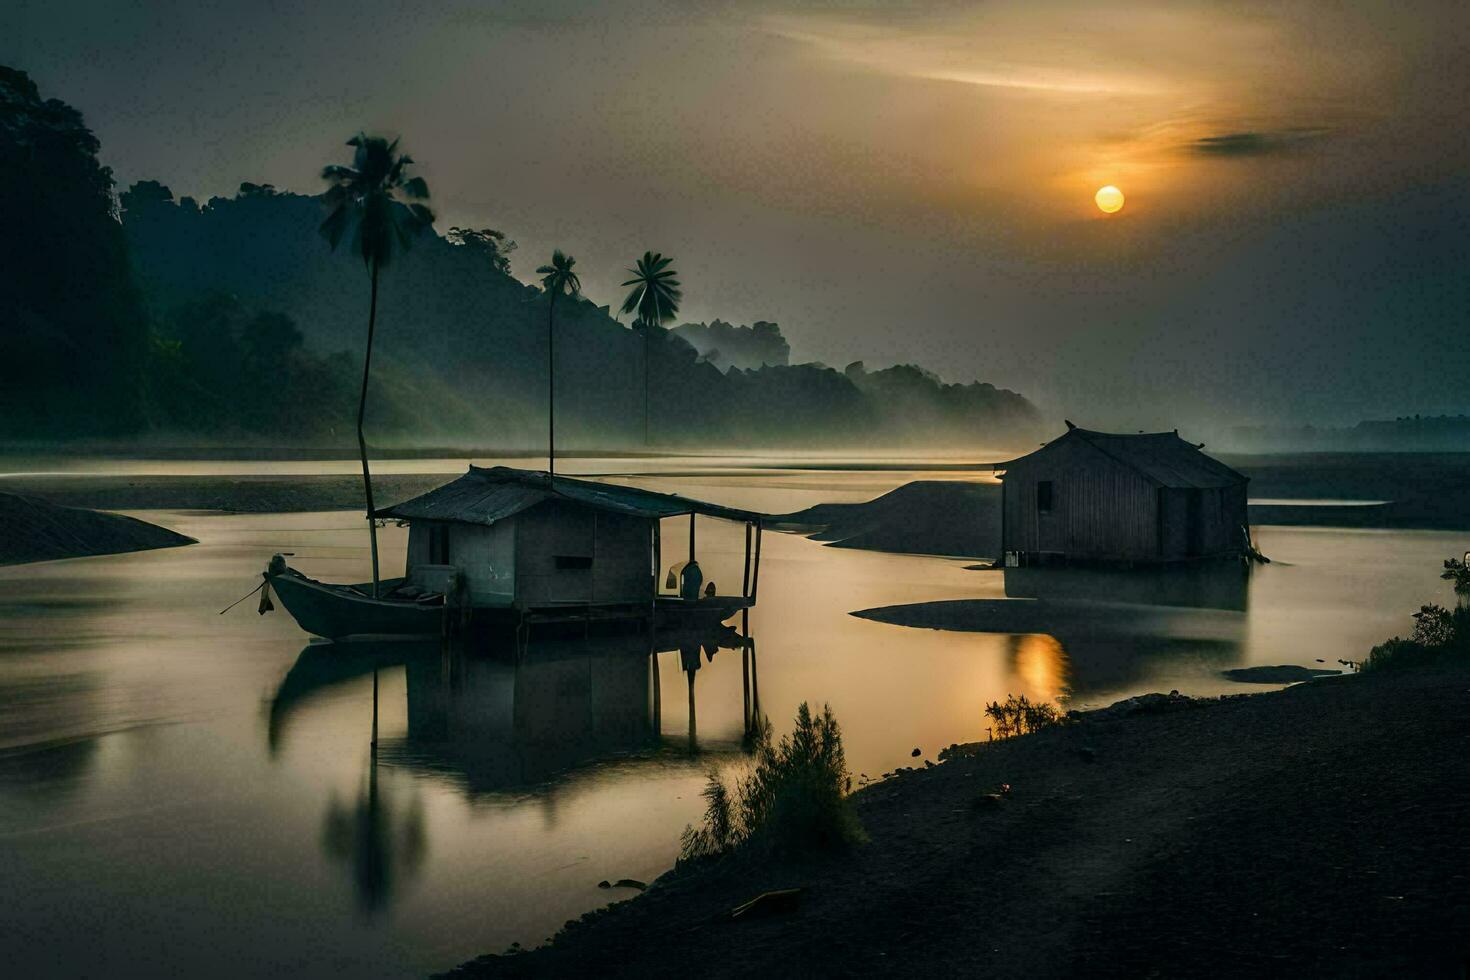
[441,663,1470,979]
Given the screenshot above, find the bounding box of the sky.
[6,0,1468,433]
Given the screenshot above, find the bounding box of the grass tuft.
[984,693,1063,739]
[680,702,865,863]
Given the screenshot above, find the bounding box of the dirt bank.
[441,663,1470,978]
[0,491,195,566]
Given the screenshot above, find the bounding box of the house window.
[1036,481,1054,514]
[555,555,593,570]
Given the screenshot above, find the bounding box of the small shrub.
[984,693,1063,739]
[1361,590,1469,673]
[1412,604,1456,647]
[1360,637,1434,673]
[679,702,865,863]
[1442,557,1470,596]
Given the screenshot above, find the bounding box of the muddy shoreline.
[440,665,1470,978]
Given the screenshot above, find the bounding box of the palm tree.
[320,134,433,597]
[619,252,682,446]
[535,250,580,474]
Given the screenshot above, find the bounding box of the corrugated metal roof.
[1001,428,1247,489]
[376,466,765,526]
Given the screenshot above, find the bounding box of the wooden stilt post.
[742,521,752,598]
[748,636,759,719]
[742,644,751,734]
[651,649,662,733]
[652,519,662,606]
[688,513,696,563]
[750,522,763,604]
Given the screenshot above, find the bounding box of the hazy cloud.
[1191,127,1334,157]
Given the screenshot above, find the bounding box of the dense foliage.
[2,65,1042,449]
[1361,559,1470,672]
[0,66,148,436]
[681,702,864,862]
[672,319,789,369]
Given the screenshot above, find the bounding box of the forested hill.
[2,64,1042,449]
[120,185,1041,448]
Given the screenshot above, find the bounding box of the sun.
[1094,185,1125,214]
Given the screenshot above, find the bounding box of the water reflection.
[859,563,1256,703]
[1002,563,1250,611]
[320,753,427,914]
[1000,563,1250,698]
[269,623,759,910]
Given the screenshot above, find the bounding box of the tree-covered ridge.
[1,65,1041,448]
[672,319,790,369]
[0,66,147,436]
[121,184,1040,447]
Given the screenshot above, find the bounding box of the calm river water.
[0,458,1462,977]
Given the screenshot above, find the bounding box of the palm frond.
[320,132,432,266]
[319,205,352,249]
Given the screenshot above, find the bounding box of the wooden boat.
[266,566,450,641]
[267,562,752,641]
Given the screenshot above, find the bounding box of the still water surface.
[0,462,1460,977]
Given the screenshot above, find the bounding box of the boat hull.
[268,570,447,641]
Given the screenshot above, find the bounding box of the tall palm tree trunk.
[358,256,382,597]
[547,293,557,475]
[643,324,650,447]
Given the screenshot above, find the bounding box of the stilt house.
[997,425,1249,565]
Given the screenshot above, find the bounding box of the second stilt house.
[996,425,1250,566]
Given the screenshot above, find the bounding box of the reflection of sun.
[1013,633,1071,702]
[1094,185,1125,213]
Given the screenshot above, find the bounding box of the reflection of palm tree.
[321,758,427,913]
[319,134,434,596]
[619,252,681,446]
[535,251,580,474]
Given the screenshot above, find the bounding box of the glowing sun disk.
[1095,185,1125,213]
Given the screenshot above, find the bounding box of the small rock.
[596,880,612,889]
[613,878,647,891]
[911,747,922,757]
[730,888,805,920]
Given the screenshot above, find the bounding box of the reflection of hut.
[1003,563,1249,612]
[398,641,657,791]
[997,426,1249,566]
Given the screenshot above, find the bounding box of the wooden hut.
[374,466,766,628]
[997,426,1249,566]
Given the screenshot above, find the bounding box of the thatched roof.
[375,466,765,526]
